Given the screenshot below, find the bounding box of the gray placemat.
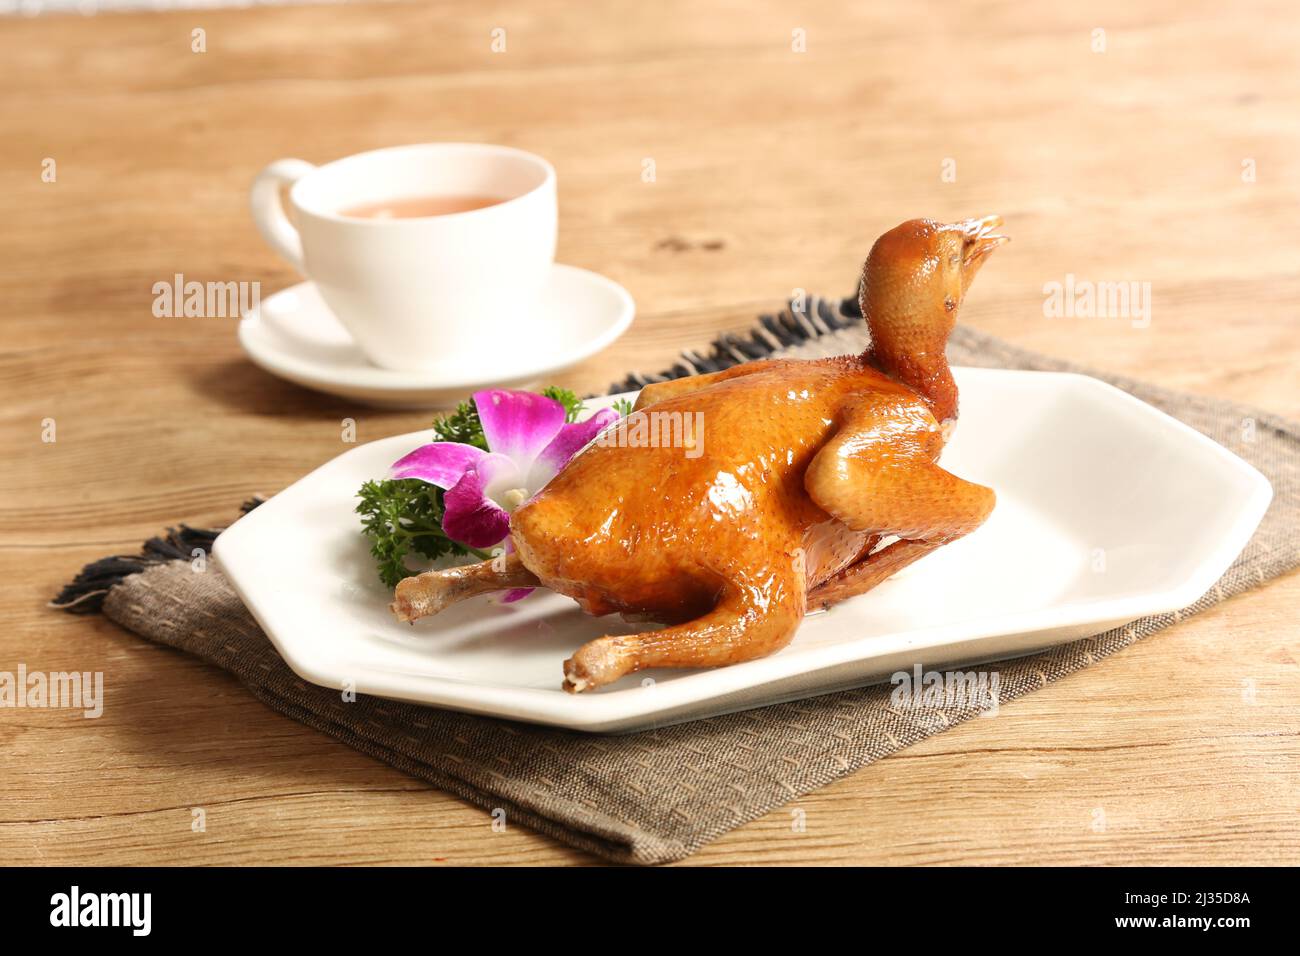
[66,302,1300,864]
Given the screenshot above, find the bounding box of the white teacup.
[250,143,557,373]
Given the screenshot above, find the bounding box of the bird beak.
[958,215,1009,281]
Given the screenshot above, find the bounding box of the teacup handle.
[250,158,316,275]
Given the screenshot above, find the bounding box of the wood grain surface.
[1,0,1297,865]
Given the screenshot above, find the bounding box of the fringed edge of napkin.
[608,293,862,392]
[50,498,264,614]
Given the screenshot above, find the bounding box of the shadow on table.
[189,358,364,419]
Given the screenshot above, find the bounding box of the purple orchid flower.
[391,390,618,600]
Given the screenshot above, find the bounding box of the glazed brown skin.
[393,216,1006,692]
[517,358,900,613]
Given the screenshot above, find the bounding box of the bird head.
[859,215,1008,335]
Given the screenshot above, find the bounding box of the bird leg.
[563,572,804,693]
[392,552,541,623]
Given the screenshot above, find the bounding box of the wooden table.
[3,0,1297,866]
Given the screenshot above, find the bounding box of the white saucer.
[237,264,635,408]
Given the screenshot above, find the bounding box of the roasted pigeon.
[393,217,1006,692]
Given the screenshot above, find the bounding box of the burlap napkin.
[56,297,1300,864]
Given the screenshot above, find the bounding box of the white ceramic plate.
[237,264,634,408]
[213,368,1271,733]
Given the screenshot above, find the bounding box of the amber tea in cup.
[339,194,506,220]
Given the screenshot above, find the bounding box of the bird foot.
[562,638,625,693]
